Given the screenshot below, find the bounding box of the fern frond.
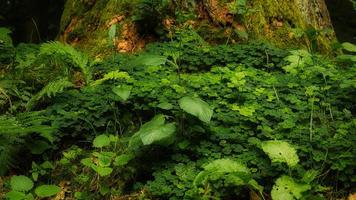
[0,111,56,175]
[27,78,74,110]
[39,41,92,83]
[91,70,132,86]
[0,144,18,175]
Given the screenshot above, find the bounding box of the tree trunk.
[58,0,336,56]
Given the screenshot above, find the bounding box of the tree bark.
[58,0,336,56]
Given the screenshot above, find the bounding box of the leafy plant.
[261,140,299,167]
[179,96,213,123]
[271,175,311,200]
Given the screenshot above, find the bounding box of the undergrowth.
[0,27,355,200]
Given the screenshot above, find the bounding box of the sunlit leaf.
[179,96,213,123]
[271,176,310,200]
[35,185,61,198]
[261,140,299,167]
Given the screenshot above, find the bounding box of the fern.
[91,70,131,86]
[0,27,15,65]
[39,41,92,83]
[0,111,56,175]
[26,78,74,110]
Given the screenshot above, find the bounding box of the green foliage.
[10,176,34,192]
[39,41,91,83]
[179,96,213,123]
[27,78,74,110]
[271,176,311,200]
[0,27,15,65]
[93,134,111,148]
[261,140,299,167]
[129,114,176,148]
[194,159,261,191]
[0,30,355,200]
[34,185,61,198]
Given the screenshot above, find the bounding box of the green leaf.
[114,154,134,166]
[157,102,173,110]
[179,96,213,123]
[81,158,94,168]
[301,169,319,183]
[261,140,299,167]
[93,134,111,148]
[108,24,117,44]
[129,115,176,148]
[342,42,356,52]
[112,85,132,101]
[140,123,176,145]
[271,176,311,200]
[34,185,61,198]
[133,54,167,66]
[28,140,49,155]
[92,166,113,177]
[10,176,34,192]
[93,152,116,167]
[194,159,251,186]
[5,191,26,200]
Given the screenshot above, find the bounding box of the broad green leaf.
[179,96,213,123]
[337,54,356,62]
[108,24,117,44]
[10,176,34,192]
[5,191,26,200]
[157,102,173,110]
[133,54,167,66]
[194,159,251,186]
[81,158,94,168]
[271,176,311,200]
[342,42,356,52]
[35,185,61,198]
[93,152,115,167]
[112,85,132,101]
[261,140,299,167]
[140,123,176,145]
[92,166,113,177]
[93,134,110,148]
[114,154,134,166]
[129,115,176,148]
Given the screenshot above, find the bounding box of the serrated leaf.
[80,158,94,168]
[92,166,113,176]
[93,134,110,148]
[10,176,34,192]
[114,154,134,166]
[179,96,213,123]
[271,176,311,200]
[112,85,132,101]
[5,191,26,200]
[35,185,61,198]
[261,140,299,167]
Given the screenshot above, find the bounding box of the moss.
[59,0,336,56]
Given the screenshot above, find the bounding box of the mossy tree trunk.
[59,0,336,56]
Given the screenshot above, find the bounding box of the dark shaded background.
[0,0,65,44]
